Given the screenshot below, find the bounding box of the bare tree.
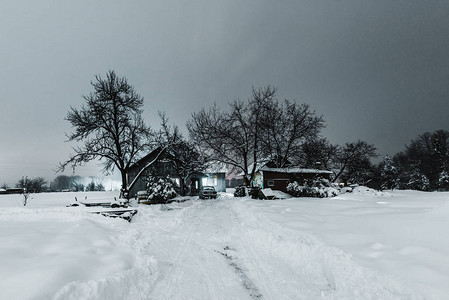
[16,176,31,206]
[187,87,274,186]
[158,113,206,195]
[16,176,47,193]
[58,70,158,198]
[300,137,339,170]
[28,177,47,193]
[259,98,325,168]
[333,140,378,183]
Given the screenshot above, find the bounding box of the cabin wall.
[262,171,332,193]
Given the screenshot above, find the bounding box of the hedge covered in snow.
[286,178,339,198]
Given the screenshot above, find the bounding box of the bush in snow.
[146,176,177,203]
[438,170,449,191]
[407,172,430,191]
[287,177,339,198]
[234,185,246,197]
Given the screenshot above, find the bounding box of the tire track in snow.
[147,201,212,299]
[227,204,276,300]
[228,200,423,299]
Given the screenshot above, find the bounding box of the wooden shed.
[260,167,333,192]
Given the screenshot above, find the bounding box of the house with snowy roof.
[243,161,333,193]
[127,148,226,198]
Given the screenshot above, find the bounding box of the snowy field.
[1,189,448,299]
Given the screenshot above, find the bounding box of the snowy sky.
[1,0,449,186]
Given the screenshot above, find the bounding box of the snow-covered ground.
[0,189,448,299]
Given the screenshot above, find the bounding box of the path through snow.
[1,191,439,299]
[53,197,422,299]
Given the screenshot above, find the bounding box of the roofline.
[260,167,333,174]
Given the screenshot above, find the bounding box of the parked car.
[199,186,217,199]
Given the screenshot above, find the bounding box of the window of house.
[213,177,218,186]
[267,180,274,187]
[202,177,208,186]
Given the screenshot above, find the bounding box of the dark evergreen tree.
[437,170,449,191]
[379,155,400,190]
[395,130,449,191]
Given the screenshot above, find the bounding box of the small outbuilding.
[259,167,333,193]
[242,161,333,193]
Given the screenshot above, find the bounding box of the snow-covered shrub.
[146,176,177,203]
[234,185,246,197]
[407,172,430,191]
[287,178,339,198]
[438,170,449,191]
[249,186,261,199]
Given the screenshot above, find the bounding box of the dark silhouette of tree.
[16,177,47,193]
[51,175,72,191]
[188,87,276,186]
[379,155,400,190]
[392,130,449,191]
[333,140,378,184]
[259,98,325,168]
[158,113,206,196]
[300,138,339,170]
[70,176,85,192]
[188,86,324,186]
[29,177,48,193]
[86,179,105,192]
[58,71,158,198]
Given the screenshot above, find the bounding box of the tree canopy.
[59,70,156,197]
[187,86,325,185]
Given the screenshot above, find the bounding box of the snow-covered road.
[143,200,268,299]
[54,197,421,299]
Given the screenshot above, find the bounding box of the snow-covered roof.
[240,159,272,175]
[260,167,333,174]
[238,164,333,177]
[204,162,227,174]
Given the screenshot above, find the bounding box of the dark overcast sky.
[1,0,448,186]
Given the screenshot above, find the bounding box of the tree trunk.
[243,174,251,187]
[180,180,186,196]
[119,169,129,199]
[332,165,346,183]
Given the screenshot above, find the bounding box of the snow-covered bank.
[230,189,449,299]
[0,192,156,300]
[0,190,448,299]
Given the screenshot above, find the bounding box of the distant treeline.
[1,175,106,194]
[372,129,449,191]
